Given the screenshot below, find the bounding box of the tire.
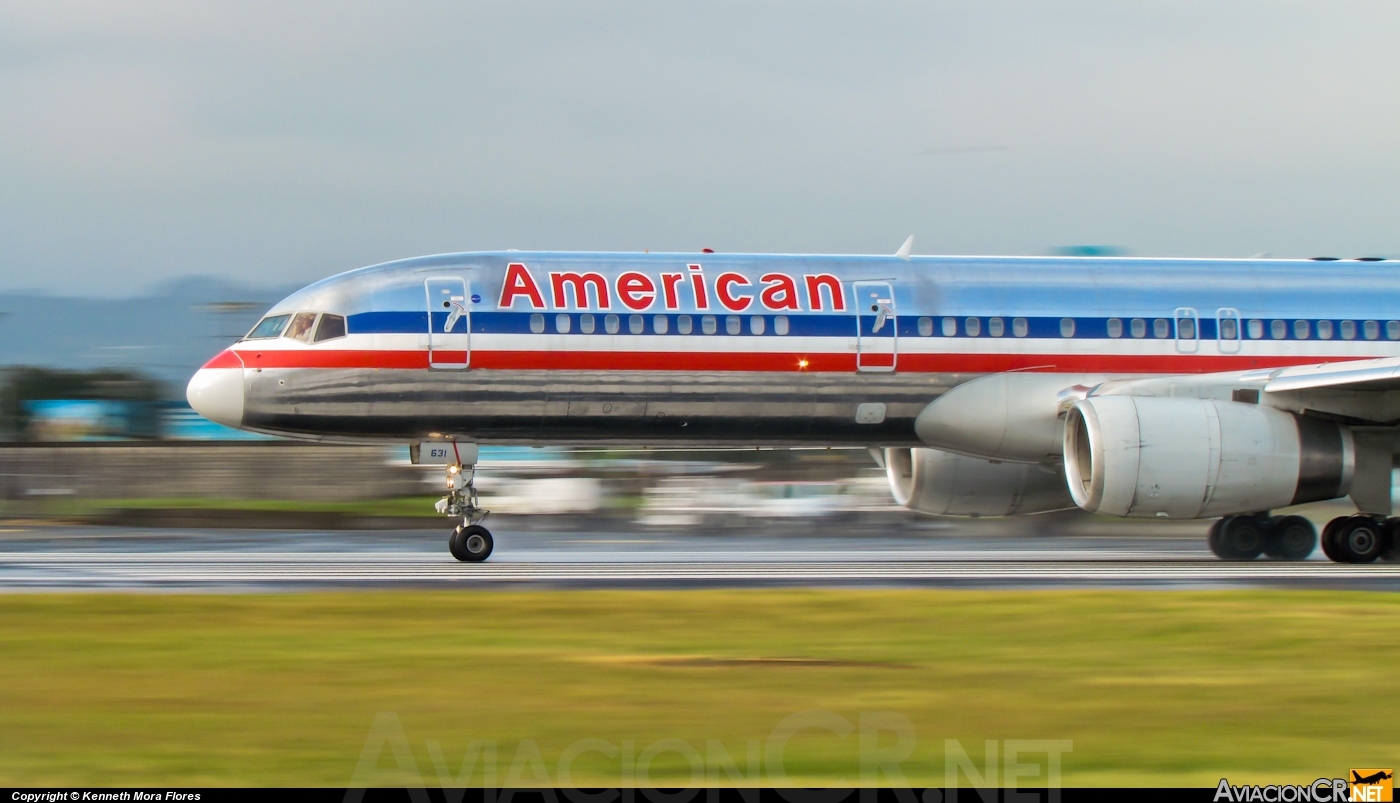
[1332,517,1386,564]
[1381,519,1400,563]
[1207,519,1228,559]
[1263,515,1317,561]
[1320,517,1345,562]
[1214,516,1264,561]
[449,524,494,562]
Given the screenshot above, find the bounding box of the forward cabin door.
[425,277,470,369]
[855,282,897,372]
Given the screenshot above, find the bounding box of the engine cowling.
[883,447,1076,517]
[1063,395,1354,518]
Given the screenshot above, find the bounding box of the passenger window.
[313,313,347,342]
[1177,318,1195,339]
[1389,321,1400,340]
[1293,320,1309,339]
[988,317,1004,337]
[965,317,981,337]
[580,313,596,334]
[654,315,669,334]
[285,312,317,342]
[750,316,765,335]
[530,313,545,333]
[604,314,620,334]
[918,317,933,337]
[942,317,957,336]
[247,314,291,339]
[1012,317,1028,337]
[1340,320,1356,340]
[1218,318,1238,340]
[1131,318,1146,338]
[725,316,740,335]
[1060,318,1075,338]
[1247,319,1263,339]
[1107,318,1122,338]
[774,315,790,335]
[678,315,693,335]
[702,315,717,335]
[1153,318,1169,338]
[1316,320,1332,340]
[1364,320,1379,340]
[555,314,571,334]
[629,314,644,334]
[1271,320,1286,339]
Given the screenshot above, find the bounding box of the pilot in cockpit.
[284,312,316,342]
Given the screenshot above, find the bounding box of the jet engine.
[1063,396,1354,518]
[883,447,1076,517]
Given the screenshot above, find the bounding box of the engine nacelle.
[1064,396,1355,518]
[884,447,1076,517]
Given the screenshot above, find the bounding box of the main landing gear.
[1209,513,1400,563]
[1208,514,1317,561]
[435,462,493,562]
[1319,515,1398,564]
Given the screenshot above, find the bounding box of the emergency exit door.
[425,277,470,369]
[855,282,897,372]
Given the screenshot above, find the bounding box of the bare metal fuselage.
[191,251,1400,448]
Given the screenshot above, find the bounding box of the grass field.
[0,589,1394,787]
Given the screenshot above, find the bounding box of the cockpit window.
[246,314,291,339]
[314,313,347,342]
[284,312,317,342]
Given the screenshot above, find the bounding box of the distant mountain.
[0,277,301,395]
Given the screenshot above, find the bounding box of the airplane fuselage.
[190,251,1400,447]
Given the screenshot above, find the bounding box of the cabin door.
[855,282,897,372]
[425,277,471,369]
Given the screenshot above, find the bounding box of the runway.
[2,524,1399,590]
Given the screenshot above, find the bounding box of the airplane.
[186,243,1400,564]
[1353,771,1393,785]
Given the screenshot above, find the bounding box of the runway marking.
[1,551,1398,589]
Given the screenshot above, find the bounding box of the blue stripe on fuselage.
[346,310,1394,343]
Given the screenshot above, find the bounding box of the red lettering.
[617,272,656,311]
[759,273,800,311]
[660,273,684,310]
[804,274,845,311]
[716,272,753,312]
[499,263,545,309]
[550,272,610,309]
[688,264,708,310]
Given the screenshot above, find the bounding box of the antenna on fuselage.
[895,235,914,260]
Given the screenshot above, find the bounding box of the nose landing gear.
[435,462,493,562]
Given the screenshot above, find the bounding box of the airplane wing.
[1258,356,1400,393]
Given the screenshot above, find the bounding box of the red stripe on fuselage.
[229,348,1352,374]
[201,349,246,369]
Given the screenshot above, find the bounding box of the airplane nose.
[186,358,245,429]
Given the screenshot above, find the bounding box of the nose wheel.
[449,524,494,562]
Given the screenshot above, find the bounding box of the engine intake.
[884,447,1075,517]
[1063,396,1354,518]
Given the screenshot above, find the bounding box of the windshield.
[246,314,291,339]
[284,312,317,342]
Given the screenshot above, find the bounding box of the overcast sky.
[0,1,1396,295]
